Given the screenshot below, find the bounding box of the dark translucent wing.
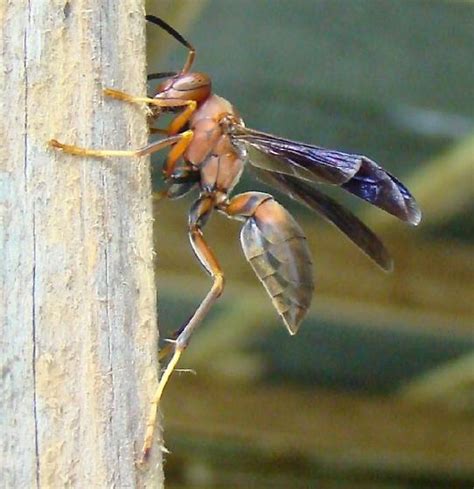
[250,166,393,271]
[234,127,421,225]
[235,129,362,185]
[341,157,422,225]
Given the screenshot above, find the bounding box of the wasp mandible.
[49,15,421,460]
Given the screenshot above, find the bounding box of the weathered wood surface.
[1,2,163,487]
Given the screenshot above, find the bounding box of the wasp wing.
[250,165,393,271]
[340,156,421,225]
[236,128,362,185]
[235,128,421,225]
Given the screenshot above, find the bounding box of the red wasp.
[49,15,421,459]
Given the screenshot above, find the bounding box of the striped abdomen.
[240,198,314,334]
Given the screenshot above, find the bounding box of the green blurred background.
[146,1,474,487]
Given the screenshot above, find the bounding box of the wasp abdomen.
[236,196,314,334]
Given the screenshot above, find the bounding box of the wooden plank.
[163,379,474,480]
[0,4,36,486]
[1,3,162,487]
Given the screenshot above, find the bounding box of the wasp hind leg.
[142,195,224,461]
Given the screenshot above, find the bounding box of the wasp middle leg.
[48,130,193,160]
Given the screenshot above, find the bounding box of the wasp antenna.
[146,15,196,73]
[147,71,177,81]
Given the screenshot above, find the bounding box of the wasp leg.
[153,166,200,202]
[147,100,196,140]
[105,88,197,130]
[163,130,193,177]
[103,88,190,110]
[104,88,197,137]
[156,312,193,361]
[48,130,193,161]
[167,166,200,184]
[167,100,197,135]
[142,195,224,461]
[224,191,314,335]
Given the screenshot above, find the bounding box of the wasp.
[49,15,421,460]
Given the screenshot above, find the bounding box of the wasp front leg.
[224,192,314,334]
[142,195,224,461]
[103,88,189,110]
[104,88,197,135]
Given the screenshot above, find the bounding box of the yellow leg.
[140,196,225,462]
[141,347,183,462]
[104,88,197,136]
[48,130,192,159]
[104,88,192,110]
[49,140,139,158]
